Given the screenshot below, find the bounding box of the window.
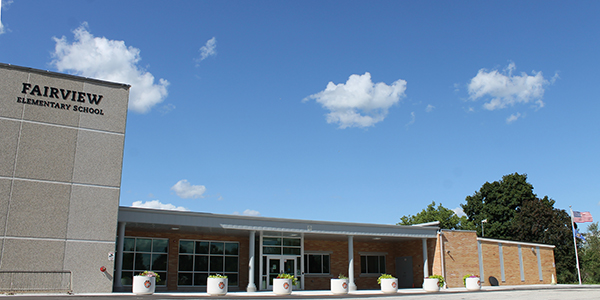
[304,253,330,275]
[121,237,168,286]
[360,255,385,274]
[262,234,301,255]
[178,240,239,286]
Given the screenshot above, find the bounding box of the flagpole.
[570,206,582,285]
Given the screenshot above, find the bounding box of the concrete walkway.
[153,284,599,297]
[2,284,600,299]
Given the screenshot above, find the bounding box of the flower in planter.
[209,274,228,279]
[139,271,161,283]
[426,275,444,288]
[337,274,348,279]
[377,274,396,284]
[463,274,479,286]
[276,273,298,285]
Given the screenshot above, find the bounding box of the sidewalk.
[71,284,600,298]
[2,284,599,298]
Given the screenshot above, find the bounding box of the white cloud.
[425,104,435,112]
[0,2,4,35]
[0,0,12,35]
[171,179,207,199]
[506,112,522,124]
[468,62,549,111]
[304,72,407,129]
[406,111,415,127]
[452,207,466,217]
[233,209,261,216]
[51,23,169,114]
[158,103,176,115]
[196,37,217,65]
[453,83,461,92]
[131,200,189,211]
[550,72,560,84]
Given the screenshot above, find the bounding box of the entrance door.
[266,256,301,290]
[396,256,414,288]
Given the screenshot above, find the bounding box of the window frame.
[303,252,331,276]
[359,253,386,275]
[177,239,240,287]
[121,237,169,286]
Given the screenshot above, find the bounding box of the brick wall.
[433,230,557,287]
[434,231,480,288]
[304,238,434,290]
[480,241,501,285]
[540,247,556,283]
[122,228,556,292]
[303,239,346,290]
[122,229,459,291]
[479,239,556,286]
[125,229,250,291]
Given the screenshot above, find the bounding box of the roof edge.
[477,237,555,248]
[0,63,131,89]
[119,206,439,231]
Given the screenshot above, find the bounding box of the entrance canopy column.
[422,238,429,278]
[114,222,126,288]
[348,235,357,291]
[247,231,257,292]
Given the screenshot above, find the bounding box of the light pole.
[481,219,488,237]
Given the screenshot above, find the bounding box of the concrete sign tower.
[0,63,130,293]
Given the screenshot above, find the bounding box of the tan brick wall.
[479,240,556,286]
[125,229,249,291]
[431,231,557,288]
[540,247,557,283]
[481,241,502,286]
[522,245,539,283]
[502,243,521,284]
[433,231,480,288]
[432,235,443,277]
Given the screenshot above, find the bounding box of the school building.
[114,207,557,292]
[0,63,556,294]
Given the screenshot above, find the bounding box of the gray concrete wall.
[0,63,129,293]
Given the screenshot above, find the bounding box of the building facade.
[0,63,130,293]
[432,230,556,288]
[0,63,556,294]
[115,208,557,292]
[115,207,440,292]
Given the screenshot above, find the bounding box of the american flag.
[573,211,593,223]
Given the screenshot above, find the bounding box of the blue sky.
[2,0,599,228]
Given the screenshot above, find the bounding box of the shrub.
[427,275,445,288]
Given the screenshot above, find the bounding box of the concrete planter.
[207,277,228,296]
[330,278,349,294]
[423,278,440,292]
[466,277,481,291]
[380,278,398,294]
[273,278,293,295]
[132,276,155,295]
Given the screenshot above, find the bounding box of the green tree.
[398,201,473,230]
[580,222,600,283]
[511,196,576,283]
[461,173,536,239]
[461,173,576,283]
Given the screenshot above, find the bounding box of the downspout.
[438,230,446,289]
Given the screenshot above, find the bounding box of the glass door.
[266,256,300,290]
[267,256,281,290]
